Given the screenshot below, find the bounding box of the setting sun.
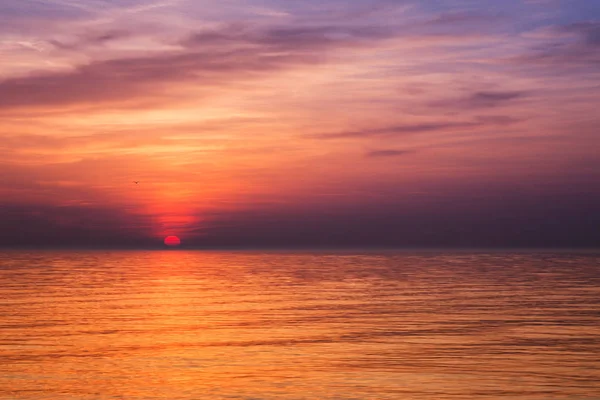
[164,236,181,247]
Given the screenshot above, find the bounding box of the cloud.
[48,29,132,50]
[0,23,394,111]
[430,90,527,110]
[315,114,523,139]
[185,183,600,248]
[315,113,523,140]
[561,21,600,47]
[0,0,90,19]
[318,121,476,139]
[474,115,521,125]
[182,24,393,50]
[516,21,600,70]
[427,12,503,26]
[0,49,300,110]
[0,203,154,247]
[465,91,526,107]
[366,149,412,158]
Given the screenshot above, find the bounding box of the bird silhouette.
[133,181,139,184]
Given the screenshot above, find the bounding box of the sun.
[164,235,181,247]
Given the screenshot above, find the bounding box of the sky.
[0,0,599,248]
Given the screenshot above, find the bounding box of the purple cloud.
[0,23,395,111]
[366,149,412,158]
[316,115,520,139]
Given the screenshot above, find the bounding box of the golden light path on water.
[0,250,599,399]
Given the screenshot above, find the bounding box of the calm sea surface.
[1,250,599,399]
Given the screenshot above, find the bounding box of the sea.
[1,250,599,399]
